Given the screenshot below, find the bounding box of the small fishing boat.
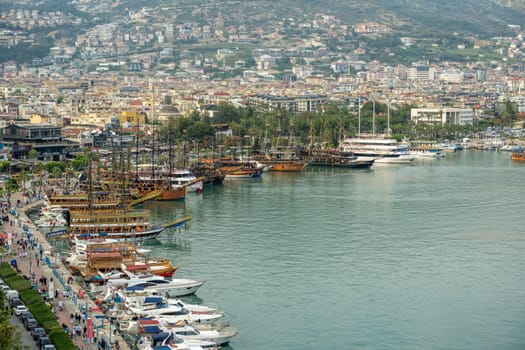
[126,261,178,278]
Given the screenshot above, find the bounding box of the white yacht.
[107,273,204,297]
[339,137,417,164]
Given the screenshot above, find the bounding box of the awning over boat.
[126,264,149,271]
[138,319,159,325]
[89,252,121,258]
[142,325,162,333]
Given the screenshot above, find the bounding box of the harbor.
[1,149,525,350]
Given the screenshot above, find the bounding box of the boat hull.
[126,279,205,297]
[71,225,165,243]
[309,156,374,169]
[225,170,262,178]
[269,161,308,172]
[511,152,525,161]
[374,155,417,164]
[156,187,186,201]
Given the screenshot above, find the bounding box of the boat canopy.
[151,332,171,343]
[142,325,162,333]
[144,296,163,304]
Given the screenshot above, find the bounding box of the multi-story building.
[410,107,474,126]
[248,94,326,113]
[0,123,70,160]
[407,65,436,81]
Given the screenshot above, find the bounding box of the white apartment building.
[411,107,474,126]
[438,69,464,83]
[407,66,436,80]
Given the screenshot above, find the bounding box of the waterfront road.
[1,190,129,350]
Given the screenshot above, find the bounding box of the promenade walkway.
[1,190,130,350]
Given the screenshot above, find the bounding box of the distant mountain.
[233,0,525,38]
[4,0,524,38]
[2,0,524,64]
[139,0,525,38]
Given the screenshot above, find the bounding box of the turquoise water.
[144,151,525,350]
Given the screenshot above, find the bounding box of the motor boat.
[124,295,217,314]
[166,322,237,346]
[107,272,204,298]
[137,331,219,350]
[127,303,224,324]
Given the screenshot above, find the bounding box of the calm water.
[143,150,525,350]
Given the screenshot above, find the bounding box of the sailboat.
[134,105,186,201]
[267,114,309,172]
[221,141,264,178]
[68,151,187,242]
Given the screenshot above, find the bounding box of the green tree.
[28,149,38,160]
[5,178,18,194]
[51,166,63,180]
[214,102,241,124]
[186,121,215,141]
[500,100,517,127]
[0,162,9,172]
[70,154,88,170]
[18,170,30,192]
[0,290,25,350]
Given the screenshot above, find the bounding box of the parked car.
[41,345,56,350]
[14,305,27,316]
[23,317,38,329]
[31,327,46,340]
[5,289,19,300]
[37,336,51,348]
[19,311,33,323]
[9,296,23,307]
[26,319,39,333]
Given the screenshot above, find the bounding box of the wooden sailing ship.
[64,151,191,242]
[68,239,177,279]
[267,149,310,172]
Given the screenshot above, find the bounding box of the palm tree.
[34,162,46,199]
[18,169,30,193]
[5,178,19,195]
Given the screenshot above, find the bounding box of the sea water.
[144,150,525,350]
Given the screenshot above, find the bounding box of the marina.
[3,149,525,350]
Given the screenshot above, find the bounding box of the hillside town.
[1,4,525,157]
[2,2,525,350]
